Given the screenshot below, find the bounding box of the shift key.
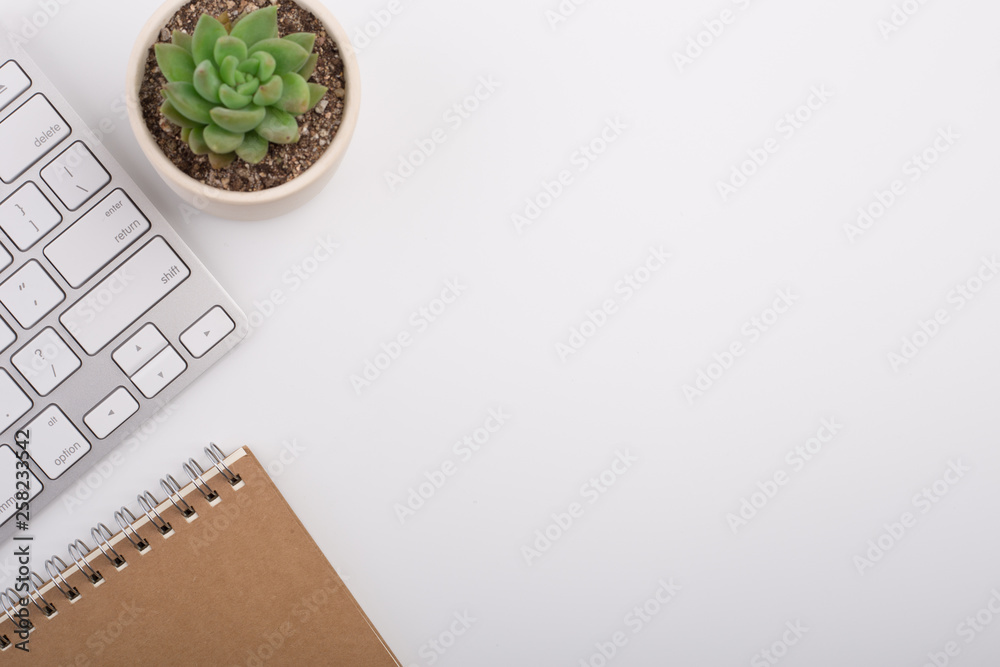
[61,237,190,355]
[46,189,151,288]
[0,94,70,183]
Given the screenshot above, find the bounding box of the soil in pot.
[138,0,347,192]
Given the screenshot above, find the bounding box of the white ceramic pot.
[125,0,360,221]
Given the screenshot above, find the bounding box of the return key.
[45,188,150,288]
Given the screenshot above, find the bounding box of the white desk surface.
[2,0,1000,664]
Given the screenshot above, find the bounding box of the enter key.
[44,188,150,288]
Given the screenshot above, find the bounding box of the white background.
[2,0,1000,665]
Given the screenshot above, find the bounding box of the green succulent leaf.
[307,83,328,111]
[172,30,193,54]
[210,105,266,133]
[204,123,245,154]
[252,76,283,106]
[155,43,196,84]
[283,33,316,54]
[256,107,299,144]
[193,60,223,104]
[188,126,210,155]
[162,82,214,124]
[230,6,279,48]
[160,100,204,129]
[237,59,260,76]
[235,70,247,85]
[214,36,248,66]
[208,152,237,169]
[180,127,192,143]
[236,131,269,164]
[219,84,252,109]
[297,53,318,80]
[277,72,309,115]
[249,38,309,76]
[253,52,277,81]
[237,80,259,96]
[220,55,240,88]
[192,14,228,67]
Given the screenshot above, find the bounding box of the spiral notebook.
[0,446,401,665]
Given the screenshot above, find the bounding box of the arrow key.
[113,323,167,377]
[180,306,235,359]
[84,387,139,439]
[131,345,186,399]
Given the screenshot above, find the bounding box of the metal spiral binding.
[1,588,31,649]
[43,557,80,602]
[161,474,197,520]
[115,507,150,553]
[0,446,243,624]
[91,523,127,570]
[0,592,14,627]
[207,442,242,487]
[67,539,104,586]
[137,491,173,536]
[0,591,18,649]
[1,589,31,631]
[183,458,219,504]
[28,573,55,617]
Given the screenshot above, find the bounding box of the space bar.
[61,237,190,355]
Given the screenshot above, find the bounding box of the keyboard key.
[41,142,111,211]
[45,188,150,288]
[0,243,10,273]
[0,182,62,251]
[132,346,186,399]
[180,307,235,359]
[11,327,81,396]
[113,323,167,377]
[0,370,31,433]
[0,94,71,183]
[0,61,31,114]
[84,387,138,439]
[61,237,190,355]
[0,445,42,527]
[0,260,65,328]
[0,318,14,353]
[25,405,90,479]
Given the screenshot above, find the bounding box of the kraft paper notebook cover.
[0,446,401,665]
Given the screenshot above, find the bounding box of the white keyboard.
[0,46,247,541]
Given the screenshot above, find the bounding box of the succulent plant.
[154,6,327,169]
